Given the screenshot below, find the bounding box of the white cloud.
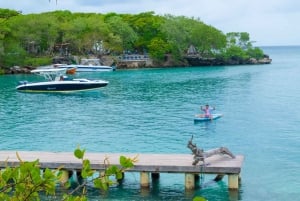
[1,0,300,45]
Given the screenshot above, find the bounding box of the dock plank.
[0,151,244,174]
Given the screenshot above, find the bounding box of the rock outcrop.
[184,54,272,66]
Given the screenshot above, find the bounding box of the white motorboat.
[75,58,115,72]
[16,68,108,93]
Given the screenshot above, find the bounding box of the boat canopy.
[31,68,67,81]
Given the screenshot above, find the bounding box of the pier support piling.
[185,173,195,190]
[59,170,70,187]
[228,174,239,189]
[151,173,160,180]
[140,172,150,188]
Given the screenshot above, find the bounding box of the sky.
[1,0,299,46]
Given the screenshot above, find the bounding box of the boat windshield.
[44,73,57,81]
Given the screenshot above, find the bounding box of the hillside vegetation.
[0,8,267,70]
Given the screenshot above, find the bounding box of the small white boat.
[194,113,223,122]
[16,68,108,93]
[75,59,115,72]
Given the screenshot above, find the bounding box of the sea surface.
[1,46,300,200]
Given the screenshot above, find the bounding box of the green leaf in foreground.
[193,196,207,201]
[74,147,85,159]
[119,156,134,168]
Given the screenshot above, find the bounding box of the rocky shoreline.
[184,55,272,66]
[1,54,272,74]
[1,66,36,74]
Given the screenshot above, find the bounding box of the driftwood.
[187,136,235,165]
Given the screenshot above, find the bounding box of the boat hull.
[75,66,115,72]
[16,81,108,93]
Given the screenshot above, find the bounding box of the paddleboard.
[194,113,223,122]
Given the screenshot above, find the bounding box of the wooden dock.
[0,151,244,190]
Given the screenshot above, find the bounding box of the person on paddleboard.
[200,104,215,118]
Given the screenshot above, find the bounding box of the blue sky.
[1,0,299,46]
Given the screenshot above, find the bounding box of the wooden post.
[228,174,239,189]
[194,174,200,188]
[140,172,149,188]
[151,173,160,180]
[185,173,195,190]
[151,172,160,191]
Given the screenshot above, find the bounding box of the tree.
[148,37,170,60]
[223,45,248,62]
[160,15,191,59]
[105,15,138,53]
[61,14,108,55]
[247,47,264,59]
[226,32,252,49]
[190,24,226,57]
[161,15,226,59]
[125,12,165,52]
[0,8,20,19]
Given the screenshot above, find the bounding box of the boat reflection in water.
[16,68,109,93]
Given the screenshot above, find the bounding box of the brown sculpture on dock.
[187,135,235,165]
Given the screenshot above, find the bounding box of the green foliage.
[119,155,135,168]
[73,146,137,194]
[246,47,264,59]
[0,8,266,68]
[160,15,227,59]
[105,15,138,52]
[226,32,252,49]
[160,15,195,55]
[148,37,170,60]
[223,45,248,61]
[1,42,27,67]
[193,196,207,201]
[0,147,136,200]
[224,32,264,61]
[0,68,5,75]
[126,12,165,51]
[0,158,57,200]
[24,57,52,67]
[0,8,20,19]
[74,147,85,159]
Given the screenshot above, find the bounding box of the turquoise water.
[1,46,300,200]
